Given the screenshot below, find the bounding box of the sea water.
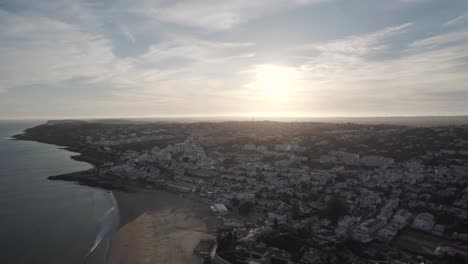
[0,121,114,264]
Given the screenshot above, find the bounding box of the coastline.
[13,133,220,264]
[13,133,107,167]
[0,123,113,264]
[47,170,132,191]
[46,162,220,264]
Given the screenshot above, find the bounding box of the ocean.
[0,121,114,264]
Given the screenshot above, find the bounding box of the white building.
[412,212,435,231]
[361,155,395,168]
[210,204,228,215]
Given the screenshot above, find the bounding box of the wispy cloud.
[444,13,468,26]
[119,24,136,43]
[132,0,327,31]
[273,23,468,115]
[0,10,128,92]
[311,23,413,56]
[409,30,468,48]
[141,39,255,64]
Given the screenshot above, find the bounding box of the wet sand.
[108,191,219,264]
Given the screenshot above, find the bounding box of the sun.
[245,64,301,103]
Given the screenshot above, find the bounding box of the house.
[193,239,216,257]
[352,218,386,243]
[237,193,255,202]
[392,209,412,229]
[432,224,445,237]
[412,212,435,231]
[267,213,287,225]
[223,217,245,228]
[211,204,228,215]
[376,223,399,242]
[377,198,399,221]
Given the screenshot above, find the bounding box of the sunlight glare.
[245,64,301,103]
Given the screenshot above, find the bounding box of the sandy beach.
[108,191,219,264]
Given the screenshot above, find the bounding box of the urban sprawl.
[16,120,468,264]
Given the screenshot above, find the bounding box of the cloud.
[119,24,136,43]
[310,23,413,56]
[1,0,468,117]
[444,13,468,26]
[409,31,468,48]
[273,23,468,115]
[0,11,129,92]
[0,6,257,111]
[111,39,257,105]
[141,39,255,64]
[133,0,327,31]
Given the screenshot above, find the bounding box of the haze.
[1,0,468,119]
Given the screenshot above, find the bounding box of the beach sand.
[108,191,219,264]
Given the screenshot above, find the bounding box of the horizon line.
[2,114,468,121]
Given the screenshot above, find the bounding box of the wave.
[86,192,120,262]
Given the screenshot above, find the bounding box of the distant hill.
[37,115,468,127]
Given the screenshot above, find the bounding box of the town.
[15,120,468,263]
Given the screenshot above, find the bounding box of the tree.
[325,196,349,224]
[291,201,301,221]
[239,201,255,215]
[231,197,240,207]
[216,232,237,252]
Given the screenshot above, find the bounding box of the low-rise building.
[432,224,445,237]
[352,218,386,243]
[392,209,412,229]
[376,223,399,242]
[412,212,435,231]
[211,204,228,215]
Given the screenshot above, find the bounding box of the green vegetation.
[239,201,255,216]
[216,232,238,253]
[230,197,240,207]
[325,196,349,224]
[290,201,301,221]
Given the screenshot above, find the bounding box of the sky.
[1,0,468,119]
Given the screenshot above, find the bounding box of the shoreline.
[12,134,106,167]
[47,165,220,264]
[109,191,219,264]
[48,170,133,192]
[13,135,220,264]
[1,126,112,264]
[13,134,130,190]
